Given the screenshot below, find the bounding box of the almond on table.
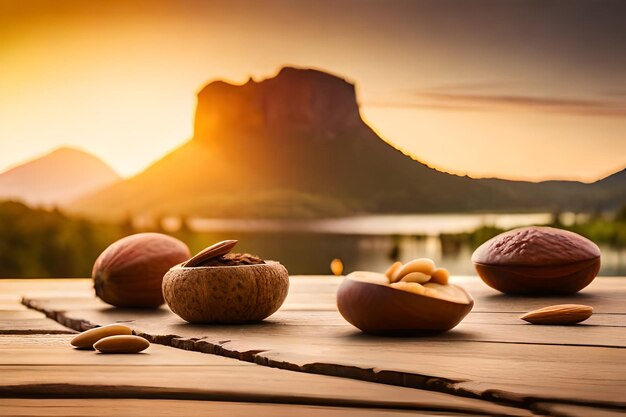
[70,324,133,349]
[520,304,593,325]
[94,335,150,354]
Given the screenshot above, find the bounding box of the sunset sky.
[1,0,625,182]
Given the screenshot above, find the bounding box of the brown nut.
[399,271,430,284]
[94,335,150,353]
[521,304,593,325]
[71,324,132,349]
[163,261,289,324]
[472,227,601,294]
[430,268,449,285]
[93,233,191,308]
[182,240,238,267]
[385,261,403,280]
[391,258,436,283]
[337,272,473,335]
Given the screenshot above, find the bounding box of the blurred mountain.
[70,67,625,219]
[590,168,626,211]
[0,147,120,207]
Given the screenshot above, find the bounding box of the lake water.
[179,213,625,276]
[189,213,555,235]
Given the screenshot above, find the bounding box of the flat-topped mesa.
[193,67,362,140]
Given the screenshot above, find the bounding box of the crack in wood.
[21,296,625,416]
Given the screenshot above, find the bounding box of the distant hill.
[70,67,625,219]
[0,147,120,207]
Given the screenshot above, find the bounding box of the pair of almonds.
[521,304,593,325]
[385,258,449,285]
[71,324,150,353]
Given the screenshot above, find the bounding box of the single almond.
[390,281,427,296]
[183,240,238,267]
[399,271,430,284]
[94,335,150,353]
[520,304,593,325]
[391,258,436,282]
[430,268,449,285]
[71,324,133,349]
[385,261,402,280]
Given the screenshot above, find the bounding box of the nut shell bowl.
[336,278,473,335]
[162,261,289,324]
[472,227,601,295]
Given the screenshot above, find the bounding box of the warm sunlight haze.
[1,0,624,181]
[1,3,626,414]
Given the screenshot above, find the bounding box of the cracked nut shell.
[162,261,289,324]
[336,275,473,335]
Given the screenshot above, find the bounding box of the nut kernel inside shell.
[392,258,436,282]
[385,262,403,279]
[399,271,431,284]
[337,273,474,334]
[163,261,289,324]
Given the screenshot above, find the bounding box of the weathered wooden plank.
[464,312,626,327]
[0,278,93,296]
[0,310,46,320]
[0,319,75,335]
[21,296,626,409]
[0,335,251,366]
[0,399,488,417]
[1,367,532,415]
[533,402,626,417]
[0,303,27,311]
[8,277,626,412]
[25,298,626,348]
[0,336,531,416]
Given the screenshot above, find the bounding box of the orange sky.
[1,0,625,182]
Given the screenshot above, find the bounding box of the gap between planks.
[23,297,625,416]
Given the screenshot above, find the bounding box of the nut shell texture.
[472,227,600,266]
[336,278,473,335]
[162,262,289,324]
[93,233,191,308]
[472,227,601,294]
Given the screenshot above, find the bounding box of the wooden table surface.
[1,276,624,417]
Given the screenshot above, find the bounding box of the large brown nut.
[162,262,289,324]
[336,273,473,335]
[93,233,191,308]
[472,226,601,295]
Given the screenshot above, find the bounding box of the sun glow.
[1,1,624,181]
